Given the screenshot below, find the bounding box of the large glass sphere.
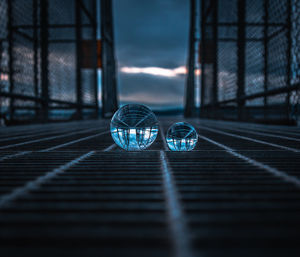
[166,122,198,151]
[110,104,159,151]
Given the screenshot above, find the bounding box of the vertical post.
[7,0,14,121]
[286,0,292,122]
[101,0,118,118]
[212,0,218,118]
[200,0,206,116]
[237,0,246,121]
[75,0,83,119]
[33,0,39,119]
[263,0,269,120]
[184,0,196,117]
[40,0,49,122]
[92,0,99,119]
[0,39,2,116]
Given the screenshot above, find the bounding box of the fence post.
[212,0,218,118]
[92,0,99,119]
[7,0,14,121]
[200,0,206,117]
[184,0,196,117]
[101,0,118,118]
[75,0,83,119]
[40,0,49,122]
[286,0,292,123]
[263,0,269,120]
[237,0,246,121]
[33,0,39,119]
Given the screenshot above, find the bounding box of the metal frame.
[237,0,246,121]
[7,0,14,120]
[0,0,100,124]
[101,0,118,118]
[184,0,196,117]
[198,0,300,124]
[40,0,49,122]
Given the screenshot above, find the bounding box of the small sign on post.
[81,40,102,69]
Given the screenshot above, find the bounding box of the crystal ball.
[166,122,198,151]
[110,104,159,151]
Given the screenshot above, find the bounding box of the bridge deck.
[0,118,299,257]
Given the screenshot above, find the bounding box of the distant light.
[173,66,187,75]
[195,69,201,76]
[121,66,201,78]
[0,73,8,81]
[121,66,187,78]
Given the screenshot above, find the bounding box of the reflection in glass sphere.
[110,104,159,151]
[166,122,198,151]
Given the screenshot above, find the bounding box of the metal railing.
[0,0,99,124]
[198,0,300,125]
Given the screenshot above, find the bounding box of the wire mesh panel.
[292,0,300,85]
[266,0,289,106]
[48,44,76,104]
[217,0,238,103]
[291,0,300,122]
[0,0,99,125]
[200,0,300,124]
[81,0,97,108]
[201,1,215,107]
[245,0,264,98]
[82,11,96,107]
[217,41,238,103]
[48,0,76,105]
[0,0,9,120]
[12,0,35,98]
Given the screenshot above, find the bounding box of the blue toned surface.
[166,122,198,151]
[110,104,159,151]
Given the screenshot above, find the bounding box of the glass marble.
[166,122,198,151]
[110,104,159,151]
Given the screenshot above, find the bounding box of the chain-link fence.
[200,0,300,124]
[0,0,99,125]
[0,0,9,125]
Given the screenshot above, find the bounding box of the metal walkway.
[0,118,300,257]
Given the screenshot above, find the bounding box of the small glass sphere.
[110,104,159,151]
[166,122,198,151]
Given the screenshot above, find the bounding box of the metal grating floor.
[0,118,299,257]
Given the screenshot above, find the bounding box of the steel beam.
[12,24,93,29]
[40,0,49,122]
[200,0,206,114]
[33,0,39,119]
[7,0,14,121]
[212,0,218,118]
[101,0,118,118]
[237,0,246,120]
[206,22,286,27]
[75,0,83,119]
[184,0,196,117]
[79,0,96,25]
[206,83,300,106]
[286,0,292,121]
[263,0,269,120]
[92,0,99,118]
[0,92,96,108]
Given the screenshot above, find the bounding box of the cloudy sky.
[113,0,190,109]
